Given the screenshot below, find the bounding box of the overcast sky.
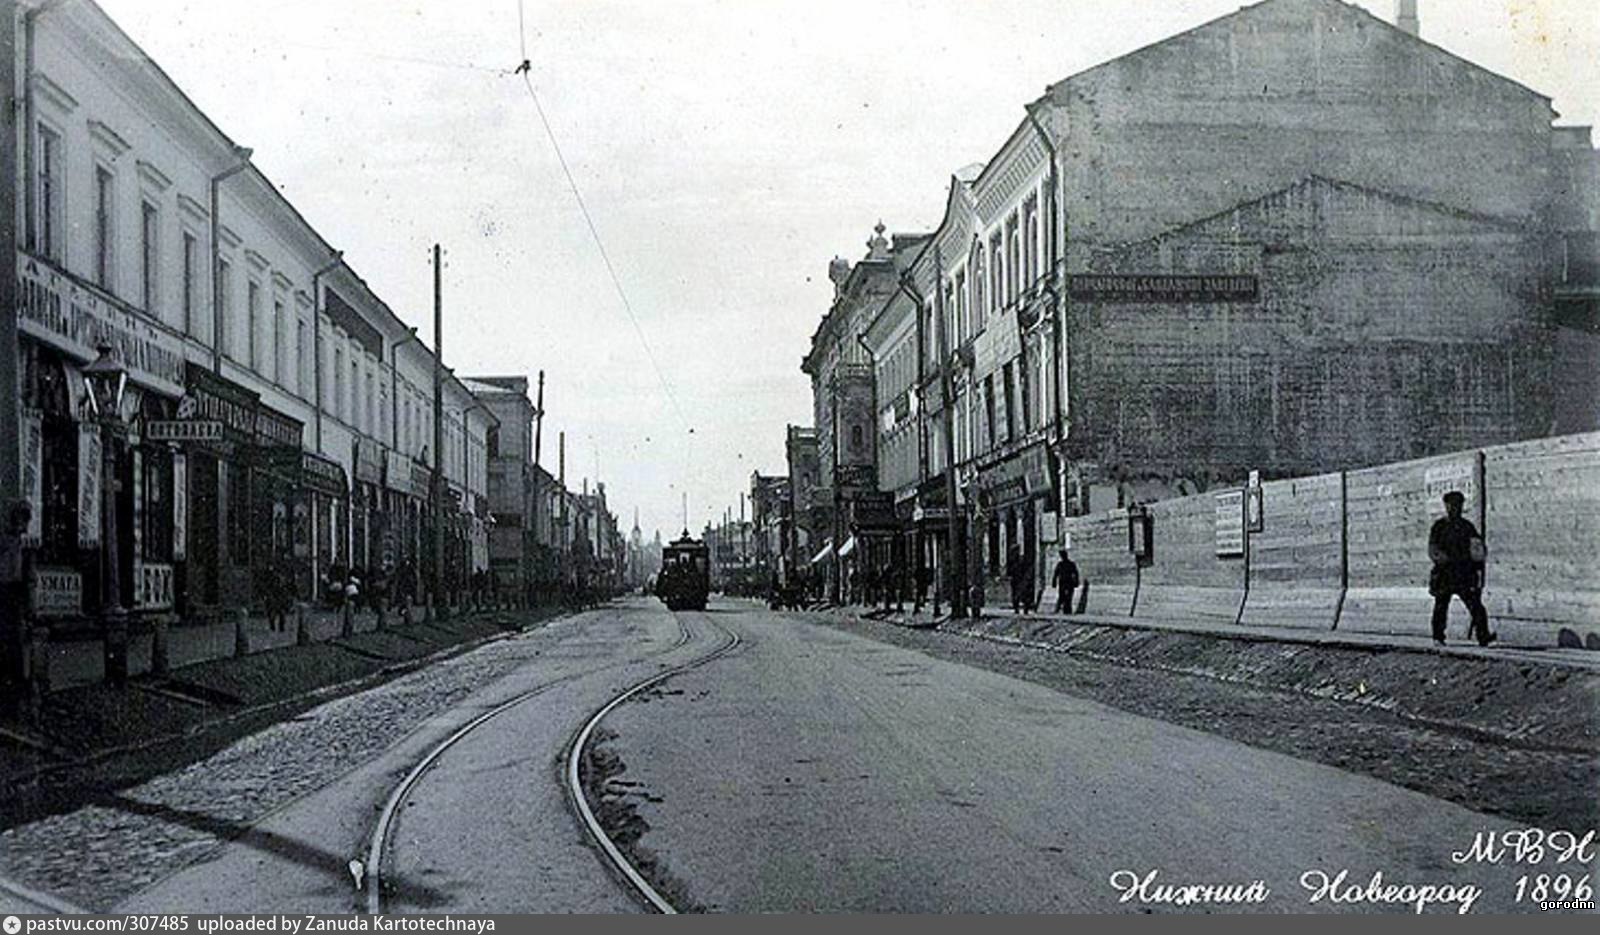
[94,0,1598,540]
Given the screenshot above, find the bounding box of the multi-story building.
[748,472,789,576]
[784,425,819,571]
[466,376,540,602]
[7,0,493,646]
[844,0,1599,610]
[801,224,925,598]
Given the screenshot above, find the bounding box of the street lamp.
[82,343,129,686]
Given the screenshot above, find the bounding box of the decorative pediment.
[243,248,270,272]
[32,72,79,113]
[87,119,131,158]
[217,224,242,250]
[176,193,208,222]
[136,160,173,192]
[271,271,294,292]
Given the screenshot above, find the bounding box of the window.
[182,233,198,335]
[953,271,967,344]
[1002,362,1017,442]
[989,234,1003,314]
[984,375,997,449]
[274,300,287,385]
[971,248,985,319]
[332,347,343,419]
[37,126,63,262]
[297,320,309,396]
[140,202,160,314]
[1023,198,1039,286]
[247,281,261,371]
[366,369,376,434]
[349,357,359,426]
[217,258,233,356]
[94,166,115,289]
[1006,214,1020,305]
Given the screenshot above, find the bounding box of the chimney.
[1396,0,1419,37]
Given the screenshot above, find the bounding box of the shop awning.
[837,535,858,558]
[810,541,835,565]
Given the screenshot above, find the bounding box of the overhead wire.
[512,0,690,429]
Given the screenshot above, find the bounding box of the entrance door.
[189,454,219,605]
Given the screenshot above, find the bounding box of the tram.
[656,532,710,611]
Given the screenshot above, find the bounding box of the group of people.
[1003,546,1081,616]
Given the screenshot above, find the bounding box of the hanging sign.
[21,410,43,546]
[133,561,175,610]
[172,452,188,561]
[78,425,102,549]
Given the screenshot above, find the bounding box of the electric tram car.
[656,533,710,611]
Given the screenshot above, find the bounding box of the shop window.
[228,458,251,567]
[141,448,173,564]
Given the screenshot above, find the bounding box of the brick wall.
[1062,510,1136,616]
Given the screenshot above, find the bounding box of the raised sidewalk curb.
[814,602,1600,755]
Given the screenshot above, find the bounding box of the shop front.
[352,440,384,578]
[972,443,1056,605]
[16,251,187,629]
[174,364,264,613]
[383,449,431,603]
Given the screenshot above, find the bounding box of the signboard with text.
[1215,490,1245,557]
[31,567,82,617]
[1069,274,1259,304]
[134,562,175,611]
[146,420,224,443]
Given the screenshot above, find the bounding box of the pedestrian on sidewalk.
[1006,545,1030,615]
[1053,549,1080,615]
[1,501,34,697]
[1428,490,1496,647]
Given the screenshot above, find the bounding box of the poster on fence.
[21,410,43,546]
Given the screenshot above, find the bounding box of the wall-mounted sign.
[31,567,82,617]
[18,252,186,396]
[301,452,348,498]
[1069,274,1259,304]
[172,453,187,561]
[183,364,258,441]
[77,425,102,549]
[354,439,384,486]
[146,420,224,443]
[1424,462,1476,503]
[1215,490,1245,557]
[133,562,175,611]
[255,405,302,449]
[21,411,43,546]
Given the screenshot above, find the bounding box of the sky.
[92,0,1599,540]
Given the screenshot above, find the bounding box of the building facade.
[9,0,493,647]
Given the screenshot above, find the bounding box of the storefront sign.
[78,426,102,548]
[301,452,348,498]
[836,464,875,492]
[1068,274,1259,303]
[182,364,258,441]
[30,567,82,617]
[355,440,384,486]
[172,453,187,561]
[21,411,43,546]
[979,445,1051,508]
[133,562,175,611]
[17,252,186,396]
[386,450,430,498]
[146,420,224,443]
[255,405,302,449]
[1215,490,1245,557]
[1424,462,1476,503]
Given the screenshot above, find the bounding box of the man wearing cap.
[1428,490,1495,647]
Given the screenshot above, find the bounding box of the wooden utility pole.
[1,0,20,516]
[431,244,445,617]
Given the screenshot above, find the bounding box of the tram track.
[362,609,695,914]
[564,611,741,915]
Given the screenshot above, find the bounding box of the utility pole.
[530,370,544,608]
[431,244,445,619]
[2,0,21,519]
[934,243,966,618]
[558,431,568,561]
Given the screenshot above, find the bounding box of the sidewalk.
[823,600,1600,672]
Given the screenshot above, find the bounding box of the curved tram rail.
[364,610,696,914]
[563,611,740,914]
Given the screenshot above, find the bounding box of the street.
[6,597,1591,915]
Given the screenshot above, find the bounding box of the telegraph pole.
[431,244,445,619]
[1,0,20,517]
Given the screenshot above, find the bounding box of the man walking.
[1053,549,1080,615]
[1006,544,1029,615]
[1428,490,1496,647]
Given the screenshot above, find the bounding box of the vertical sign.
[78,425,102,549]
[21,410,43,545]
[172,452,187,561]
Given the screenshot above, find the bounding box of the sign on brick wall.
[1068,274,1259,303]
[1215,490,1245,557]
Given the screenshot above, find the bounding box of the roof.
[1038,0,1552,110]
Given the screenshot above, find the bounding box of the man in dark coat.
[1006,545,1030,614]
[1053,549,1081,615]
[1429,490,1496,647]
